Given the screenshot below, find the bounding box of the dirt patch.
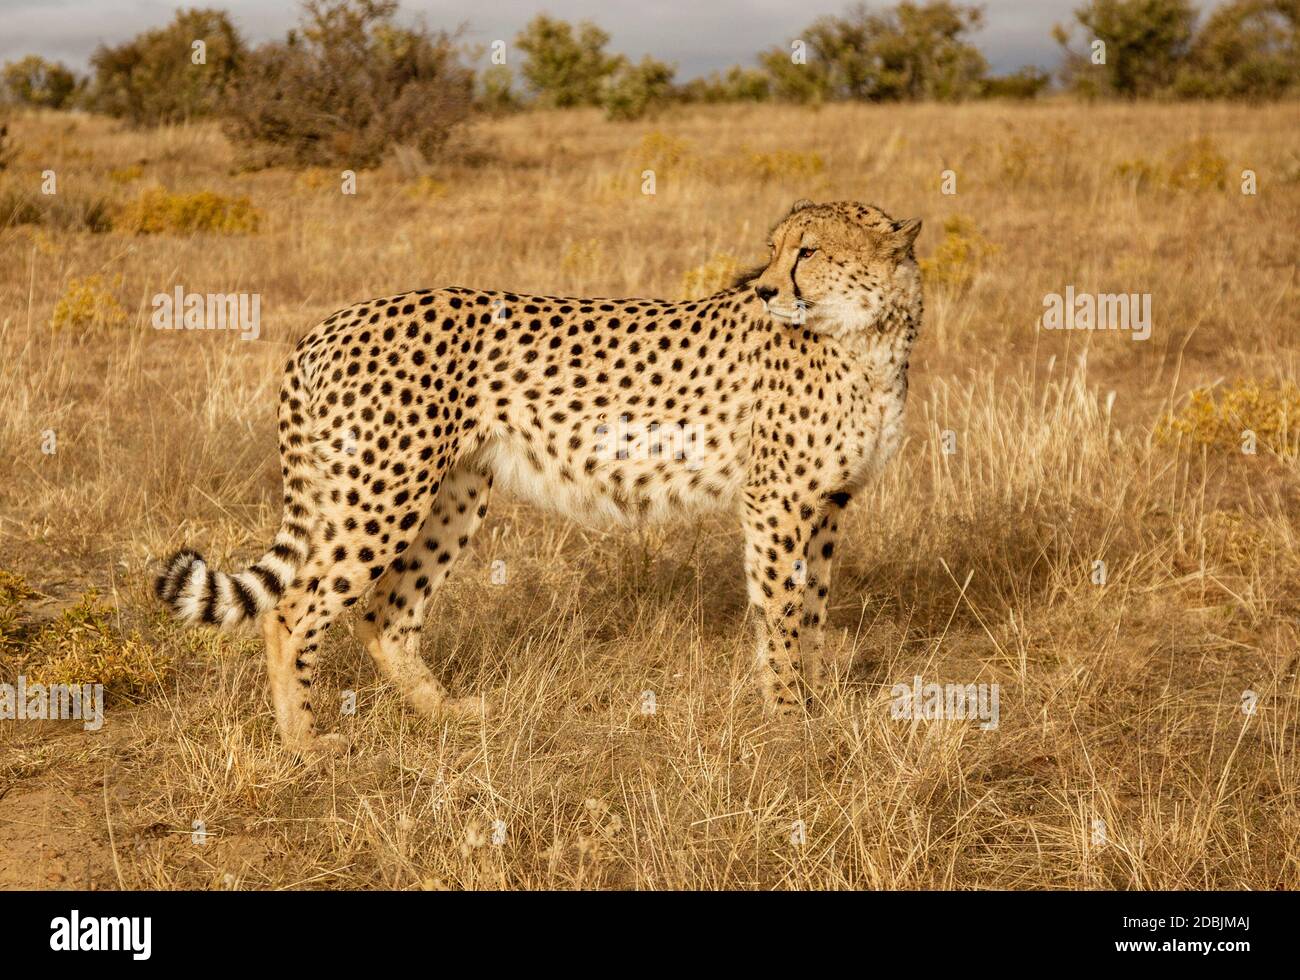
[0,784,118,890]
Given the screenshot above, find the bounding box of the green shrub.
[0,571,37,654]
[760,1,988,103]
[1054,0,1197,98]
[601,57,676,121]
[981,67,1052,99]
[90,7,244,124]
[20,592,174,700]
[1175,0,1300,100]
[476,65,521,114]
[679,66,771,103]
[515,14,623,107]
[2,56,81,109]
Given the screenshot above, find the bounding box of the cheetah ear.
[889,217,922,254]
[788,199,815,216]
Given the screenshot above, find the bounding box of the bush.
[515,15,624,107]
[1156,379,1300,457]
[114,186,260,235]
[0,121,14,172]
[476,65,521,114]
[0,571,37,654]
[2,56,81,109]
[758,44,834,104]
[90,7,244,124]
[601,57,676,121]
[994,129,1084,188]
[17,592,174,700]
[634,132,693,184]
[1114,136,1228,191]
[49,275,129,332]
[1056,0,1299,100]
[1,573,177,702]
[919,215,997,288]
[1054,0,1197,98]
[1175,0,1300,99]
[223,0,472,168]
[679,66,771,103]
[761,1,988,103]
[981,66,1052,98]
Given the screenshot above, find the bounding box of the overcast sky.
[0,0,1222,78]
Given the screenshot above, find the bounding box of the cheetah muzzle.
[154,199,924,751]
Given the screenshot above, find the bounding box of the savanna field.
[0,99,1298,889]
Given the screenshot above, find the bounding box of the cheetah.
[155,199,923,752]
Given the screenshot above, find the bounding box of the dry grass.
[0,100,1298,890]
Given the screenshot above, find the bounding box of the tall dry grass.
[0,100,1297,889]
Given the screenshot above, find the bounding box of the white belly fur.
[474,429,742,529]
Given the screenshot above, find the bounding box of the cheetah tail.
[153,525,311,628]
[155,348,323,627]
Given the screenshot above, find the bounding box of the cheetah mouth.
[764,302,815,323]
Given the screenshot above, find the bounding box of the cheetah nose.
[755,285,777,302]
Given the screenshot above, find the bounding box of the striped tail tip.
[154,547,285,628]
[155,549,209,623]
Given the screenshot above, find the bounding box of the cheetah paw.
[301,732,352,761]
[440,695,496,722]
[762,693,814,721]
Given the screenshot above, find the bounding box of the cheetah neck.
[827,299,918,386]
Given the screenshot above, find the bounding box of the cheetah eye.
[798,247,818,260]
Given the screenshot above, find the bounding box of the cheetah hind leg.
[269,479,447,754]
[358,464,495,722]
[260,573,349,757]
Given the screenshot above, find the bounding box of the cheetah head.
[747,200,922,342]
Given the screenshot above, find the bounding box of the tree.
[758,41,836,103]
[1177,0,1300,98]
[760,1,988,103]
[678,66,771,103]
[224,0,472,167]
[477,65,520,113]
[601,56,676,120]
[90,7,244,124]
[981,66,1051,98]
[0,121,14,172]
[1054,0,1197,97]
[3,56,80,109]
[874,0,989,99]
[514,15,624,107]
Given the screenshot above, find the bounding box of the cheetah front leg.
[357,462,493,721]
[742,487,820,716]
[798,492,849,698]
